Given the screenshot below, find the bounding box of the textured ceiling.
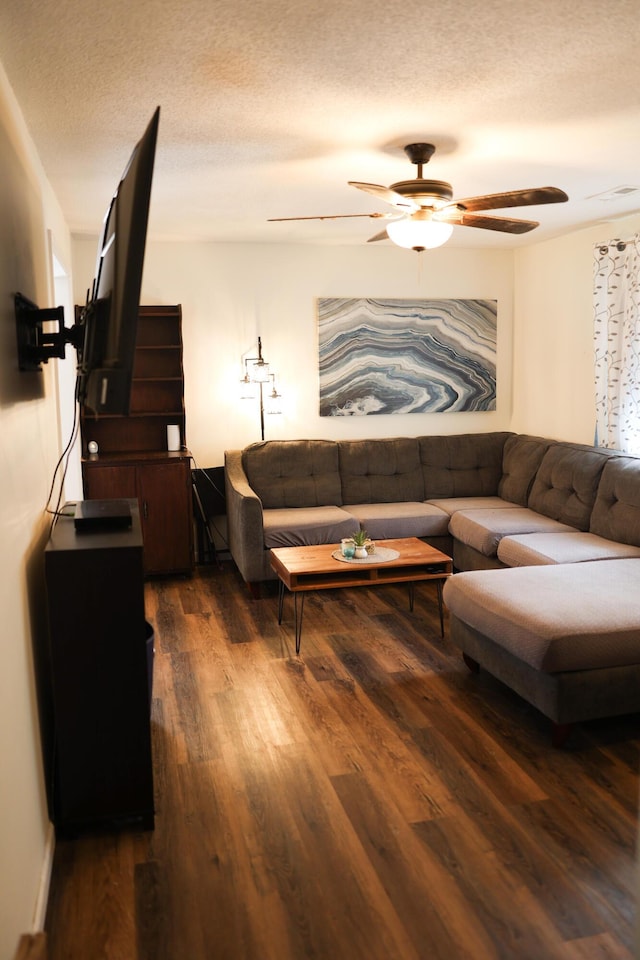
[1,0,640,248]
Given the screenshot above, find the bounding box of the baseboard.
[33,822,55,931]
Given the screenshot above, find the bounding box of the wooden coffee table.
[270,537,452,653]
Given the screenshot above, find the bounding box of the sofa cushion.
[338,438,424,503]
[243,440,343,508]
[497,531,640,567]
[342,502,450,540]
[590,456,640,546]
[443,559,640,672]
[527,443,613,530]
[428,495,520,516]
[418,432,511,499]
[498,434,554,505]
[449,506,575,558]
[263,505,356,548]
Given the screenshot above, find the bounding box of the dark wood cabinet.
[44,501,154,836]
[80,305,194,576]
[83,453,193,576]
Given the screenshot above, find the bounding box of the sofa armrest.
[224,449,266,584]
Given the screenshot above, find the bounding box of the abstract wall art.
[317,297,497,416]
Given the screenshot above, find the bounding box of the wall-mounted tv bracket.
[15,292,84,372]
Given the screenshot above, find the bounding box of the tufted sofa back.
[527,442,616,530]
[498,434,554,505]
[238,435,639,535]
[242,440,343,508]
[338,437,424,503]
[419,432,511,499]
[589,456,640,544]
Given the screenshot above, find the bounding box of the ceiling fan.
[269,143,568,251]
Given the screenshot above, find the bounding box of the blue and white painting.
[317,297,497,416]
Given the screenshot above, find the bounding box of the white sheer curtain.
[594,235,640,453]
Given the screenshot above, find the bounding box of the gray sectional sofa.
[224,432,640,742]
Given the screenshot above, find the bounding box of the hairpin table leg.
[294,593,306,654]
[277,580,285,624]
[436,580,444,637]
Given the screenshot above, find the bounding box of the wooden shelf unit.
[80,305,194,576]
[80,305,186,457]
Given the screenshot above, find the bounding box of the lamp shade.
[266,391,282,415]
[250,359,270,382]
[386,214,453,251]
[239,375,257,399]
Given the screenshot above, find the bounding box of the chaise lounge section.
[443,559,640,745]
[443,450,640,743]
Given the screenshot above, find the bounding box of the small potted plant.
[351,528,370,559]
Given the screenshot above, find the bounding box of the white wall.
[73,238,515,467]
[76,216,640,460]
[513,213,640,444]
[72,211,640,464]
[0,64,74,960]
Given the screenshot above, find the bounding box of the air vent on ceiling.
[588,185,640,201]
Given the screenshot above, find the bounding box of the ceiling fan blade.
[367,228,390,243]
[453,186,568,212]
[441,211,540,234]
[268,212,390,222]
[349,181,419,213]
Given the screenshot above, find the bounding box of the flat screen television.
[76,106,160,415]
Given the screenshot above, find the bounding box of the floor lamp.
[240,337,282,440]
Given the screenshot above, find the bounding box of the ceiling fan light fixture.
[271,142,567,246]
[386,212,453,252]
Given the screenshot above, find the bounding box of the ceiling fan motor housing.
[390,179,453,206]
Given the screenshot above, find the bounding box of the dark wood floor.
[45,560,639,959]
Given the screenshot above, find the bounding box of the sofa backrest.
[498,434,554,505]
[338,437,424,504]
[590,456,640,545]
[419,432,511,499]
[238,434,632,532]
[242,440,343,508]
[527,442,614,530]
